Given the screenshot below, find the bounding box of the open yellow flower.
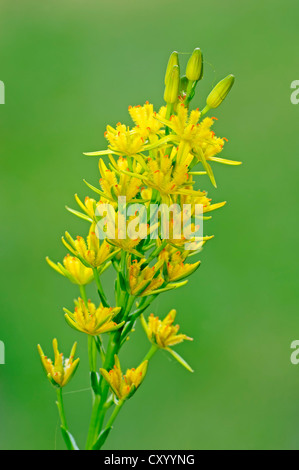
[100,355,148,400]
[159,246,201,281]
[105,123,145,157]
[141,310,193,372]
[63,298,122,336]
[62,224,116,268]
[128,101,166,140]
[157,104,241,186]
[99,157,141,203]
[141,309,192,348]
[46,253,94,285]
[128,257,164,296]
[37,339,79,388]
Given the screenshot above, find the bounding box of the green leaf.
[90,371,100,394]
[144,280,188,296]
[65,206,92,222]
[83,179,114,202]
[60,426,80,450]
[91,427,112,450]
[84,149,115,156]
[166,347,194,373]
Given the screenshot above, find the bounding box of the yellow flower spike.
[165,51,179,85]
[63,298,122,336]
[62,224,115,269]
[128,257,164,296]
[205,74,235,110]
[37,339,80,388]
[100,355,148,400]
[164,65,180,105]
[46,254,94,285]
[186,48,203,82]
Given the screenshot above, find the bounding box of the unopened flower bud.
[206,74,235,109]
[179,75,188,95]
[164,65,180,104]
[164,51,179,85]
[186,48,203,81]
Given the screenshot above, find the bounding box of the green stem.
[184,80,195,105]
[105,400,125,429]
[88,335,97,373]
[86,331,121,449]
[143,344,159,362]
[93,268,109,307]
[200,105,210,117]
[122,295,136,322]
[56,387,67,429]
[85,394,101,449]
[146,240,167,264]
[79,284,88,304]
[120,295,156,343]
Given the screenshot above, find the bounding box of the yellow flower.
[156,104,241,186]
[99,158,141,203]
[100,355,148,400]
[73,194,98,220]
[107,213,158,257]
[144,153,191,200]
[37,339,79,388]
[140,310,193,372]
[178,192,226,215]
[105,123,145,156]
[162,104,203,145]
[141,309,192,348]
[128,102,167,140]
[46,254,94,285]
[128,257,164,296]
[62,224,116,268]
[63,298,122,336]
[159,246,200,281]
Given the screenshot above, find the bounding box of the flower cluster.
[39,47,240,451]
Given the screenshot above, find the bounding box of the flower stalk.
[39,46,240,450]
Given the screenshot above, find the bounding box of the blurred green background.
[0,0,298,450]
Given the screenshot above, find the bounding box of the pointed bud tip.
[186,48,203,82]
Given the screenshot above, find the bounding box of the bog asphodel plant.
[39,47,241,450]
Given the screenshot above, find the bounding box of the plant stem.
[105,399,125,429]
[85,394,101,449]
[86,331,121,449]
[79,284,88,305]
[143,344,159,362]
[56,387,67,429]
[93,268,109,307]
[88,335,97,373]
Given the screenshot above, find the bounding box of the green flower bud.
[179,75,188,95]
[186,48,203,81]
[206,74,235,109]
[165,51,179,85]
[164,65,180,104]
